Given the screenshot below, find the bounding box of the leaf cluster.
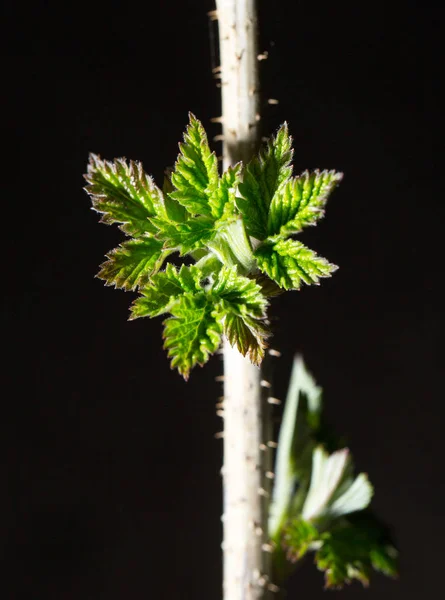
[269,357,398,589]
[283,513,398,589]
[85,115,342,377]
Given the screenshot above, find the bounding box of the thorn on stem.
[267,98,279,105]
[214,431,224,439]
[215,375,225,382]
[267,441,278,448]
[267,397,281,405]
[260,380,271,388]
[257,51,269,61]
[207,9,218,20]
[268,348,282,357]
[258,575,269,587]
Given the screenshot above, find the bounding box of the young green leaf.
[301,446,373,522]
[163,293,222,379]
[282,518,320,562]
[209,163,241,220]
[328,473,374,520]
[222,312,269,365]
[267,170,343,237]
[236,123,293,240]
[254,274,284,298]
[302,447,351,522]
[219,218,256,272]
[129,264,203,319]
[150,215,215,254]
[314,514,398,589]
[211,266,270,363]
[269,355,322,542]
[205,235,240,269]
[97,238,167,291]
[154,171,189,224]
[170,113,219,217]
[212,266,268,318]
[281,512,398,590]
[84,154,159,237]
[255,238,338,290]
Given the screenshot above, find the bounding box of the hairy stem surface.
[216,1,274,598]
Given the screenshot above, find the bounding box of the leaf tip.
[188,110,197,123]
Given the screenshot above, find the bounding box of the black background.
[3,0,443,598]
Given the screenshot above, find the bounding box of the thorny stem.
[215,1,276,598]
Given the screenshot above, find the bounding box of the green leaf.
[84,154,159,237]
[328,473,374,520]
[301,446,373,523]
[281,513,398,590]
[211,267,270,363]
[316,533,371,588]
[193,253,223,278]
[282,518,320,562]
[254,274,284,298]
[302,446,351,522]
[269,356,322,542]
[219,218,256,272]
[153,169,189,224]
[170,113,219,217]
[205,235,240,269]
[97,238,168,291]
[163,293,222,379]
[212,266,268,318]
[150,215,215,254]
[236,123,293,240]
[207,218,255,273]
[162,167,175,195]
[267,170,343,237]
[209,163,241,219]
[222,313,269,365]
[315,514,398,589]
[255,238,337,290]
[129,264,203,319]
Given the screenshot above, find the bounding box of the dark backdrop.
[3,1,443,598]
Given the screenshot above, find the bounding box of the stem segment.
[222,342,273,600]
[215,1,274,598]
[216,0,260,167]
